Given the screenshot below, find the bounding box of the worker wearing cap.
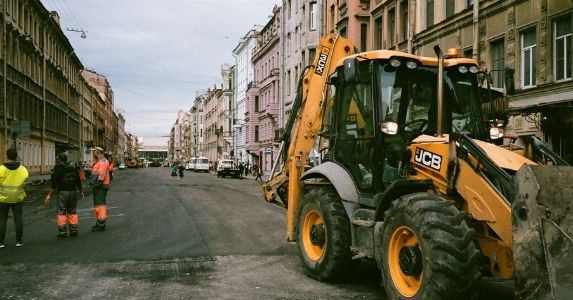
[90,147,110,232]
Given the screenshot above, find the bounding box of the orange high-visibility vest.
[92,157,110,187]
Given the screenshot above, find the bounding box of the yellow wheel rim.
[302,209,325,262]
[388,226,423,297]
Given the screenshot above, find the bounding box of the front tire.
[296,187,352,281]
[379,193,481,299]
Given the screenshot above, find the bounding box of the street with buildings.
[1,0,573,299]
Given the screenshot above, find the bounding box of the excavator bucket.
[512,165,573,299]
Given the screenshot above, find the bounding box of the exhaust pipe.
[433,45,444,137]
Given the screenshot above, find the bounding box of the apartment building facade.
[232,26,261,165]
[202,85,224,163]
[282,0,322,123]
[246,6,282,175]
[221,64,236,159]
[324,0,573,163]
[0,1,126,173]
[169,110,189,161]
[190,93,204,158]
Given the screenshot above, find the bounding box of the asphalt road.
[0,167,512,299]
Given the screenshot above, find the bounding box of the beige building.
[202,85,224,163]
[325,0,573,164]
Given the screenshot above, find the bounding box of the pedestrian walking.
[244,163,250,176]
[170,163,178,180]
[44,153,84,238]
[178,163,185,181]
[238,162,244,179]
[0,148,29,248]
[254,165,263,181]
[89,147,111,232]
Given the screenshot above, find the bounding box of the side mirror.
[380,121,398,135]
[343,57,357,84]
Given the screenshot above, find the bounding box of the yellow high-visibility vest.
[0,164,29,203]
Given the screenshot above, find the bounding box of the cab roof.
[335,49,478,69]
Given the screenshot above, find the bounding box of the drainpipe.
[407,0,413,53]
[472,0,479,60]
[2,2,7,155]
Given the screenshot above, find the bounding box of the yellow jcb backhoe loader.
[263,33,573,299]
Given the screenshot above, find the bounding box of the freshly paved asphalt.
[0,167,512,299]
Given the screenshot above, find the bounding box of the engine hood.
[473,139,536,171]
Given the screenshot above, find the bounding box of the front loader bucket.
[512,165,573,300]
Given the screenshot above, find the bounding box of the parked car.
[118,163,126,170]
[217,159,241,178]
[194,157,209,172]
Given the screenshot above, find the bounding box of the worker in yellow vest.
[0,148,29,248]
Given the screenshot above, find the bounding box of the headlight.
[490,127,504,140]
[380,122,399,135]
[458,66,468,74]
[389,58,401,68]
[406,60,418,69]
[469,65,479,73]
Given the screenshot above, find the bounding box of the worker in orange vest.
[89,147,110,232]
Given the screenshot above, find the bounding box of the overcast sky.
[41,0,280,146]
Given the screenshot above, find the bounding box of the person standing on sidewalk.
[44,153,84,238]
[0,148,29,248]
[89,147,110,232]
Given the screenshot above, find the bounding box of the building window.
[375,16,383,49]
[310,2,317,31]
[255,125,259,142]
[340,26,347,38]
[491,39,505,88]
[309,48,316,65]
[467,0,474,8]
[521,29,537,88]
[463,47,473,58]
[388,7,396,47]
[287,70,291,95]
[360,23,368,52]
[255,96,260,112]
[554,15,572,81]
[446,0,455,18]
[400,1,408,42]
[426,0,434,28]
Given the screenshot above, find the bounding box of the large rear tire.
[379,192,481,299]
[296,187,352,281]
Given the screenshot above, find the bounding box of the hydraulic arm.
[262,33,354,240]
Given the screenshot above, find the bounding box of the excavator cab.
[326,55,488,193]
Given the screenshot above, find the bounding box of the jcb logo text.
[314,46,330,76]
[414,148,442,171]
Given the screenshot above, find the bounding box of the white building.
[232,26,262,164]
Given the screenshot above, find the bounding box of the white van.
[194,157,209,172]
[186,157,196,170]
